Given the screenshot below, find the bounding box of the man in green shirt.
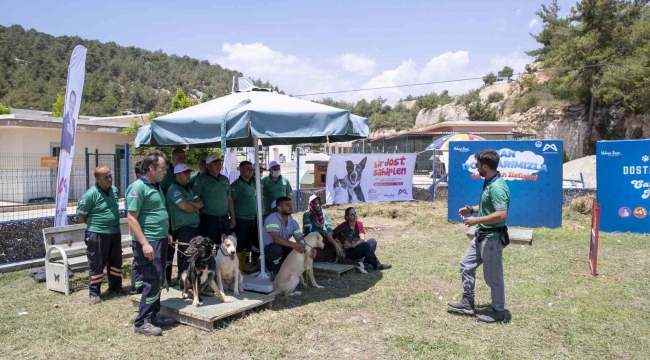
[159,147,186,196]
[77,166,123,305]
[231,160,258,273]
[188,159,207,189]
[167,163,203,283]
[130,160,143,296]
[261,160,292,219]
[448,149,510,324]
[126,150,175,337]
[158,147,185,286]
[193,155,236,245]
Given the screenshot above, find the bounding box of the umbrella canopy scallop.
[425,133,485,151]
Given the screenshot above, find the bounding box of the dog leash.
[170,241,191,246]
[170,241,191,257]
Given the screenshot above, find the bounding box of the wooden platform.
[312,262,355,278]
[130,287,274,331]
[465,226,534,245]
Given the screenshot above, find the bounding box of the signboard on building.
[325,153,416,205]
[447,140,563,228]
[40,157,58,168]
[596,140,650,234]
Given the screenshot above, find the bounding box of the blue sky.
[3,0,578,103]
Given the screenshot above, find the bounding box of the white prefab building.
[0,110,140,204]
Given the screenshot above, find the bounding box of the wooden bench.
[43,218,132,295]
[465,226,534,245]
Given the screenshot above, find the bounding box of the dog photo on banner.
[325,154,417,205]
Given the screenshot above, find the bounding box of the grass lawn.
[1,201,649,359]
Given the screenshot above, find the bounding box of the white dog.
[215,234,243,299]
[270,232,325,297]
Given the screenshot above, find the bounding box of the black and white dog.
[345,157,367,203]
[180,236,224,306]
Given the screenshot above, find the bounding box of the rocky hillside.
[412,62,649,160]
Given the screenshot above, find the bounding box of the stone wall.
[0,216,82,264]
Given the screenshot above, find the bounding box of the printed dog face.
[345,157,367,186]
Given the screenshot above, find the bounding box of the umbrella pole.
[254,137,269,280]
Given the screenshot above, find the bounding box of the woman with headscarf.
[302,194,345,263]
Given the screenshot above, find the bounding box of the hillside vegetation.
[0,25,279,116]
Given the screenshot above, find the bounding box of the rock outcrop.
[415,104,470,127]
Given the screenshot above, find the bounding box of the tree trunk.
[584,94,596,156]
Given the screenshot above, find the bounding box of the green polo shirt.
[231,177,257,220]
[478,174,510,239]
[193,173,231,217]
[126,178,169,242]
[189,173,200,189]
[261,175,292,217]
[167,182,200,230]
[159,163,175,195]
[77,184,120,234]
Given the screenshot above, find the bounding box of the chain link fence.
[0,151,306,223]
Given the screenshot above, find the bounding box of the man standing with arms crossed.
[447,149,510,323]
[193,155,236,245]
[77,166,123,305]
[126,150,175,336]
[166,163,203,283]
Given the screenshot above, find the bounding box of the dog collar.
[220,244,230,257]
[299,239,314,250]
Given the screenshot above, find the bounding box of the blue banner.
[447,140,563,228]
[596,140,650,234]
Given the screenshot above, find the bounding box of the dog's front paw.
[314,284,324,289]
[182,292,189,299]
[233,290,240,295]
[192,299,200,306]
[223,297,233,303]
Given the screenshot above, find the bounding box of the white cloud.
[337,53,376,76]
[529,18,541,29]
[489,51,533,76]
[360,51,482,103]
[208,42,532,104]
[209,42,355,97]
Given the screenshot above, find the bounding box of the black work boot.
[152,314,175,328]
[134,322,162,337]
[447,296,475,316]
[477,308,506,323]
